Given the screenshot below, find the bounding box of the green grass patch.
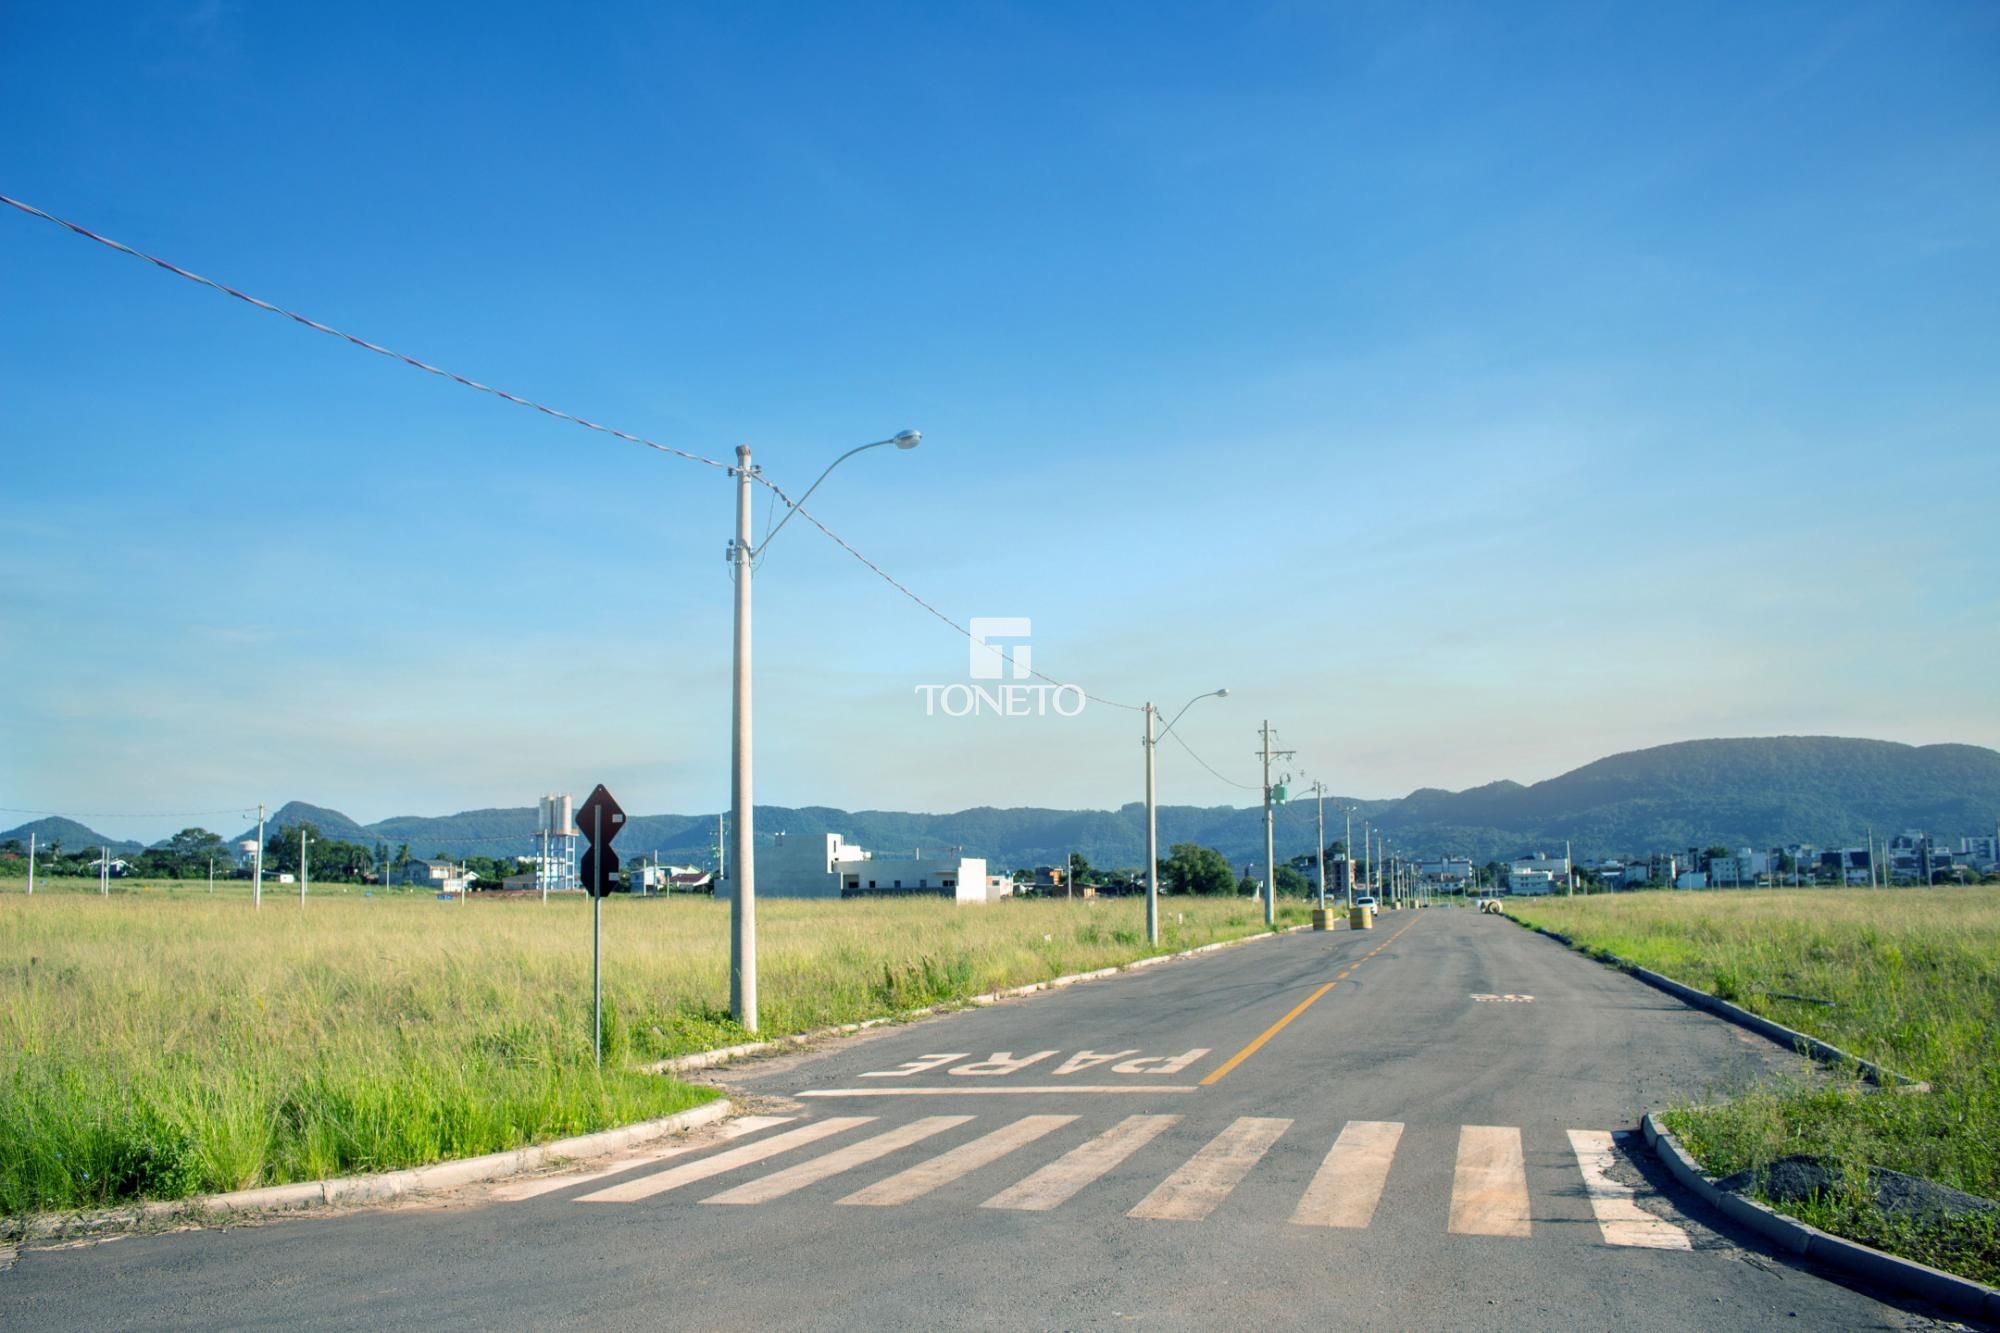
[1512,888,2000,1286]
[2,890,1303,1216]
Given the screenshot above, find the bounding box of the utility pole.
[1344,808,1353,908]
[300,830,309,908]
[254,803,265,909]
[1255,721,1295,928]
[25,831,32,896]
[100,845,109,896]
[1310,781,1327,912]
[728,443,758,1033]
[1144,702,1159,945]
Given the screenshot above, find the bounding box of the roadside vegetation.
[0,890,1303,1218]
[1511,888,2000,1286]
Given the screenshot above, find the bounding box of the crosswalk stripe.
[838,1115,1079,1207]
[1567,1129,1693,1249]
[702,1116,974,1205]
[575,1117,874,1204]
[492,1116,795,1202]
[1448,1125,1531,1238]
[981,1115,1180,1212]
[1129,1116,1291,1221]
[1290,1120,1403,1228]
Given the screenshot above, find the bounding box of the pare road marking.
[856,1050,1211,1079]
[1470,994,1534,1002]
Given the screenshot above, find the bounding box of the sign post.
[576,783,625,1068]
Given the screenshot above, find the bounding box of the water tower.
[536,793,578,893]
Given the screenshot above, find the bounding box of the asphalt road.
[0,908,1960,1331]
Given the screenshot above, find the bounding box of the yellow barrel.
[1349,905,1374,930]
[1311,908,1334,931]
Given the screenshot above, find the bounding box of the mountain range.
[7,737,1998,870]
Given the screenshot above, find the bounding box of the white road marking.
[838,1115,1079,1207]
[950,1051,1058,1076]
[981,1115,1180,1212]
[1290,1120,1403,1228]
[1111,1049,1211,1074]
[1053,1050,1138,1075]
[798,1085,1199,1097]
[1567,1129,1693,1250]
[491,1116,795,1201]
[859,1053,969,1078]
[701,1116,973,1205]
[1470,994,1534,1003]
[575,1117,873,1203]
[1128,1116,1290,1221]
[1448,1125,1532,1238]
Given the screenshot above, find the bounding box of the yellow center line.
[1201,915,1426,1087]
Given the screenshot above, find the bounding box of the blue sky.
[3,1,1996,844]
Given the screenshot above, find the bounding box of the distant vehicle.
[1354,895,1379,912]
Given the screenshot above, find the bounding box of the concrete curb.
[15,1098,733,1242]
[649,919,1320,1077]
[1642,1113,2000,1326]
[1508,917,1923,1089]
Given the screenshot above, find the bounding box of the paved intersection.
[0,909,1949,1330]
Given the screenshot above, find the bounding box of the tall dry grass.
[1,890,1299,1216]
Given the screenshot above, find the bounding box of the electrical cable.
[1166,730,1261,791]
[0,193,731,472]
[2,192,1144,713]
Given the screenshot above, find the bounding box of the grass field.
[0,887,1305,1219]
[1512,888,2000,1286]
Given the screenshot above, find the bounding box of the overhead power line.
[1166,730,1261,791]
[0,193,731,472]
[1,191,1142,711]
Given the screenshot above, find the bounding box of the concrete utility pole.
[1345,808,1353,908]
[254,803,265,909]
[25,831,33,896]
[725,430,919,1036]
[300,830,309,908]
[1144,703,1159,940]
[1256,721,1295,928]
[1310,781,1328,912]
[729,443,759,1032]
[100,845,109,896]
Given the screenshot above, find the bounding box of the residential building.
[718,831,991,903]
[1416,858,1475,892]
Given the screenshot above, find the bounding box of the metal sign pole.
[593,803,603,1069]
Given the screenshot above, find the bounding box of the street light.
[728,431,922,1033]
[1143,688,1229,946]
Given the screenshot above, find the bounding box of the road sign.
[580,846,621,897]
[577,783,626,899]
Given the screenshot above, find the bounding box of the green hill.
[20,736,1996,873]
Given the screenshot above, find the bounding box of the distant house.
[87,856,131,877]
[400,859,474,893]
[667,868,714,893]
[716,832,989,904]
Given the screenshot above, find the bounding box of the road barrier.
[1349,905,1374,930]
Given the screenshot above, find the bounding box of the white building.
[1416,858,1475,891]
[719,832,993,904]
[1511,868,1557,896]
[1508,853,1569,892]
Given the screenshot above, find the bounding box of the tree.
[1068,852,1094,887]
[1158,843,1235,896]
[1273,865,1312,898]
[1237,874,1261,897]
[1324,840,1346,860]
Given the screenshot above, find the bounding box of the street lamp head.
[1213,688,1229,698]
[893,429,922,449]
